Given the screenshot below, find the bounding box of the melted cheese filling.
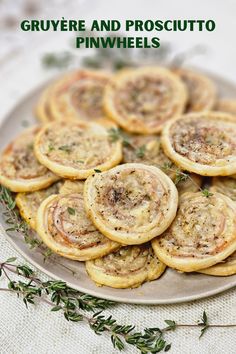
[0,128,51,180]
[215,100,236,115]
[170,118,236,165]
[122,134,201,193]
[47,194,113,249]
[69,78,108,119]
[158,194,236,258]
[39,123,117,169]
[115,75,180,126]
[91,167,170,233]
[177,72,213,112]
[21,182,61,218]
[92,245,158,276]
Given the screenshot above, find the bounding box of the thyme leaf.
[58,145,72,153]
[108,128,131,147]
[0,260,235,353]
[67,207,76,215]
[202,189,213,198]
[0,185,42,249]
[198,310,209,338]
[42,51,73,69]
[136,145,146,158]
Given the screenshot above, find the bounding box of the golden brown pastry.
[161,112,236,176]
[49,70,111,121]
[174,67,217,112]
[84,163,178,245]
[34,120,122,179]
[215,99,236,115]
[152,192,236,272]
[36,191,120,261]
[122,133,202,194]
[59,180,84,195]
[0,127,59,192]
[35,86,55,123]
[198,251,236,276]
[210,176,236,201]
[104,67,187,134]
[16,181,62,230]
[86,244,166,288]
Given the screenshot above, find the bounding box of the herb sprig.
[42,51,74,69]
[0,186,77,270]
[0,185,41,249]
[0,258,236,353]
[108,127,132,148]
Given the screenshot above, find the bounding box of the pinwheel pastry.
[198,251,236,276]
[16,181,62,230]
[161,112,236,176]
[84,163,178,245]
[215,98,236,115]
[35,86,55,123]
[34,120,122,179]
[104,67,187,134]
[122,133,202,194]
[173,68,217,112]
[36,191,120,261]
[49,70,111,121]
[152,192,236,272]
[59,180,84,195]
[0,127,59,192]
[86,243,166,288]
[210,176,236,202]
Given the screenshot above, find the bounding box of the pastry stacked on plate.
[1,66,236,289]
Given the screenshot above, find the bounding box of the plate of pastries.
[0,66,236,304]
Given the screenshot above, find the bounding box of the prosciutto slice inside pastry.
[104,66,187,134]
[36,190,120,261]
[86,243,166,289]
[34,120,122,179]
[152,192,236,272]
[84,163,178,245]
[0,126,59,192]
[161,112,236,176]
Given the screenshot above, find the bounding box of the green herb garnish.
[48,143,55,152]
[136,145,146,158]
[0,257,235,352]
[67,207,76,215]
[42,51,73,69]
[198,311,209,338]
[202,189,213,198]
[59,145,72,153]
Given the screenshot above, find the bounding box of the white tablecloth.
[0,1,236,353]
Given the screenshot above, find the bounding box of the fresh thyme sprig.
[201,189,213,198]
[108,132,212,197]
[1,258,236,353]
[0,185,41,249]
[108,127,132,147]
[0,186,76,267]
[42,51,74,69]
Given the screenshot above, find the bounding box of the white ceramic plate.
[0,73,236,304]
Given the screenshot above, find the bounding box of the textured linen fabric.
[0,234,236,354]
[0,1,236,353]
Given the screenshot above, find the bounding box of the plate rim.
[1,70,236,305]
[2,224,236,305]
